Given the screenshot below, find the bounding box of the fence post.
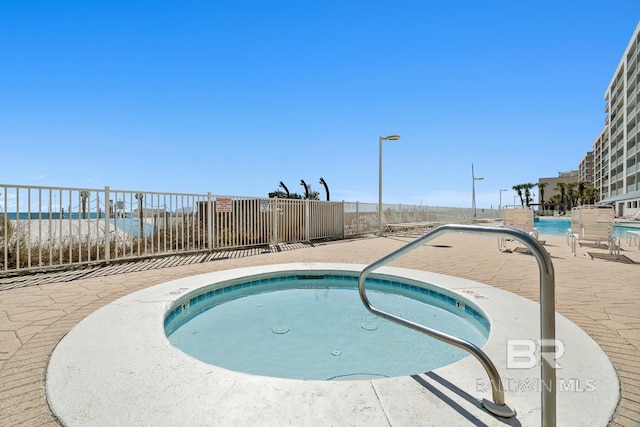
[273,199,278,245]
[356,201,360,236]
[104,186,110,263]
[305,199,310,242]
[135,193,144,239]
[340,201,345,239]
[207,192,213,250]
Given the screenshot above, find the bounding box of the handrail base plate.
[482,398,517,418]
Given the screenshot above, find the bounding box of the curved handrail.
[358,224,556,424]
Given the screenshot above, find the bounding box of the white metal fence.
[0,184,500,274]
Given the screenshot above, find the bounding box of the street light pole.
[379,135,401,235]
[472,163,484,219]
[499,189,507,210]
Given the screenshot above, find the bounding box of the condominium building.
[538,171,579,205]
[592,129,608,198]
[595,21,640,216]
[578,151,594,187]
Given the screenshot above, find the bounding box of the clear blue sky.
[2,1,639,208]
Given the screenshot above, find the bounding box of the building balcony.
[628,49,638,68]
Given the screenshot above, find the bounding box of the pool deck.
[1,230,639,426]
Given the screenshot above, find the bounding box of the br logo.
[506,339,565,369]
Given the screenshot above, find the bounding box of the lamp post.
[471,163,484,219]
[379,135,401,235]
[499,189,507,210]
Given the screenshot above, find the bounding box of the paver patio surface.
[0,232,639,426]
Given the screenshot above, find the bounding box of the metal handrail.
[358,224,556,425]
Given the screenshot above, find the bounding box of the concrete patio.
[0,231,639,426]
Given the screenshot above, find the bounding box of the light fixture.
[379,135,401,235]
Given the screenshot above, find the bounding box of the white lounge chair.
[625,230,640,249]
[566,207,581,245]
[568,205,618,257]
[499,207,538,251]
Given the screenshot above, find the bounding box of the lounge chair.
[566,207,581,245]
[618,210,640,221]
[625,230,640,249]
[499,207,538,251]
[568,205,618,257]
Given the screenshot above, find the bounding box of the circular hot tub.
[46,263,619,426]
[164,272,489,380]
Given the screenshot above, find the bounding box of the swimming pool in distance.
[534,217,637,238]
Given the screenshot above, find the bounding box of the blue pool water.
[533,218,571,236]
[534,218,637,239]
[166,275,488,381]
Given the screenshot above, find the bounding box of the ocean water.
[4,212,100,220]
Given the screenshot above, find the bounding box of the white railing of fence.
[0,184,500,273]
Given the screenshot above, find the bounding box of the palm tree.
[319,177,330,201]
[512,184,524,207]
[566,182,577,210]
[300,179,310,199]
[278,181,290,198]
[269,182,303,199]
[522,183,536,207]
[537,182,547,205]
[549,194,562,212]
[577,181,586,205]
[555,182,566,214]
[582,187,599,204]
